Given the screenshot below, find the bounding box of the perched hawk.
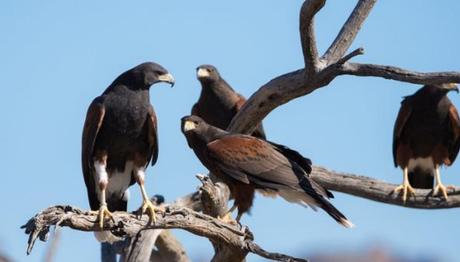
[181,115,352,227]
[81,62,174,241]
[192,64,266,139]
[393,83,460,202]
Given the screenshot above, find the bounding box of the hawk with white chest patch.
[81,62,174,242]
[393,83,460,202]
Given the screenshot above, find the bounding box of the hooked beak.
[157,73,175,87]
[196,68,210,79]
[182,120,197,132]
[446,83,459,93]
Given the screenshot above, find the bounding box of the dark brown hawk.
[192,64,266,139]
[393,83,460,202]
[181,115,353,227]
[82,62,174,241]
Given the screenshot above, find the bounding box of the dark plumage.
[192,64,266,139]
[81,62,174,241]
[181,115,352,227]
[393,83,460,201]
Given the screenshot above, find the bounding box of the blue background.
[1,1,459,261]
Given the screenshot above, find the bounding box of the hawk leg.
[217,204,238,225]
[392,167,416,203]
[135,169,164,224]
[432,166,449,200]
[94,160,113,228]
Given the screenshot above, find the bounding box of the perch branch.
[322,0,377,64]
[339,63,460,84]
[311,166,460,208]
[21,206,308,262]
[299,0,326,73]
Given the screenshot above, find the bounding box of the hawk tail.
[317,198,354,228]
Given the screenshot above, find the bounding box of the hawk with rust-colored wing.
[82,62,174,242]
[192,64,266,139]
[181,115,352,227]
[393,83,460,202]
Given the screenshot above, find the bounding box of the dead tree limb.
[322,0,377,64]
[22,176,308,262]
[311,166,460,208]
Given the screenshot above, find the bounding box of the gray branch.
[22,177,308,262]
[339,62,460,84]
[322,0,377,64]
[311,166,460,209]
[299,0,326,73]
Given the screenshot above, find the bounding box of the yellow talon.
[97,205,113,229]
[140,199,164,224]
[433,184,449,200]
[392,183,416,203]
[217,212,237,225]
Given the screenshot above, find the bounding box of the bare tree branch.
[21,205,308,262]
[300,0,326,74]
[322,0,377,64]
[311,166,460,209]
[336,47,364,65]
[339,62,460,84]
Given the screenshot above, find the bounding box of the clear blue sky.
[1,1,459,261]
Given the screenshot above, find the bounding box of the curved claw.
[140,200,164,224]
[217,212,238,225]
[97,205,113,229]
[392,183,416,203]
[433,184,449,200]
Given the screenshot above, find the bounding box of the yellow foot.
[97,205,113,229]
[392,183,416,203]
[433,183,450,200]
[217,212,237,225]
[140,199,164,224]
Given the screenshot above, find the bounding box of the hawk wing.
[81,97,105,210]
[206,135,320,197]
[393,98,412,167]
[147,105,159,166]
[447,104,460,164]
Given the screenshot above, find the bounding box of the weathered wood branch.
[299,0,325,73]
[22,176,308,262]
[311,166,460,208]
[21,206,308,262]
[322,0,377,64]
[339,62,460,84]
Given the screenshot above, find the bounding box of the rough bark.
[311,166,460,208]
[22,177,307,262]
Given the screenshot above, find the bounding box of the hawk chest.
[104,93,150,137]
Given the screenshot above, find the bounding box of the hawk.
[81,62,174,241]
